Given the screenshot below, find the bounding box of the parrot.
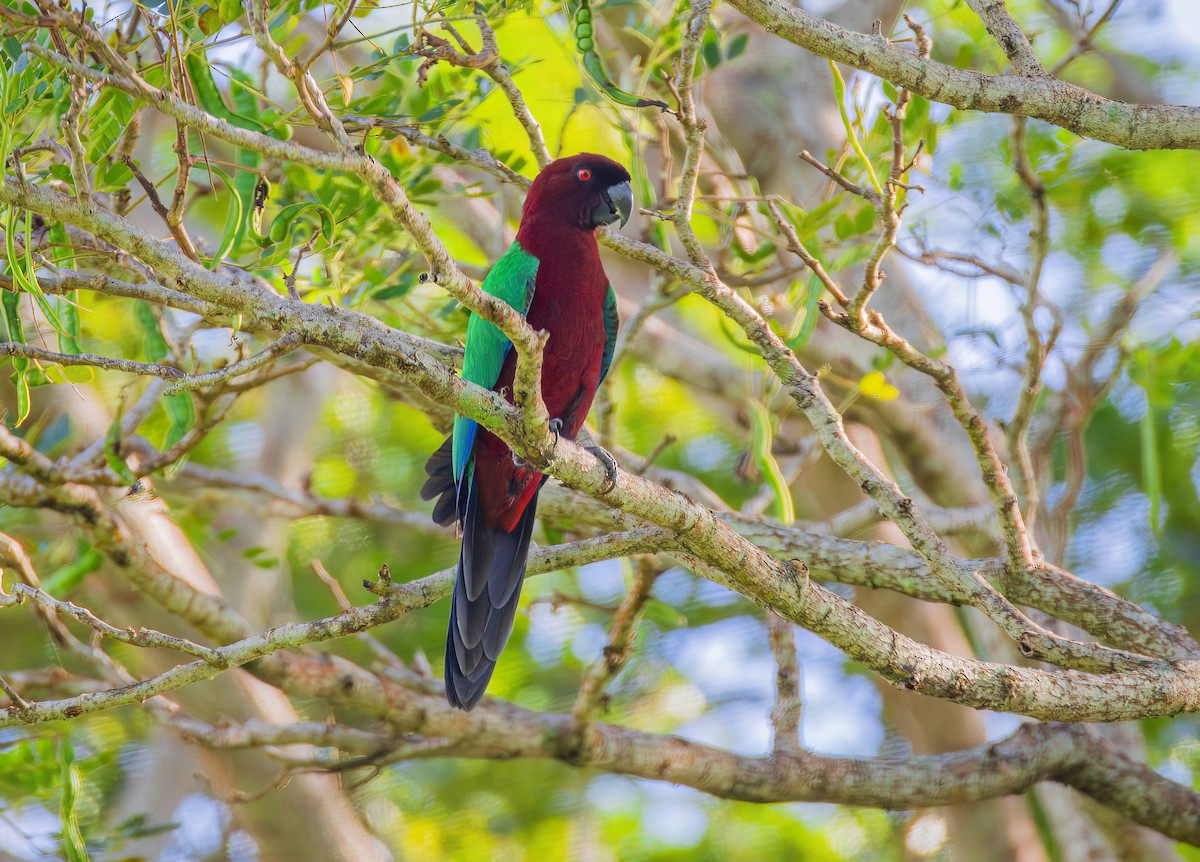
[421,153,633,710]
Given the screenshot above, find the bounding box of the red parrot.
[422,154,632,710]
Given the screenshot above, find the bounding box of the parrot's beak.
[592,181,633,228]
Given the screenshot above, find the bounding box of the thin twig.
[1,584,222,663]
[798,150,875,201]
[766,610,804,758]
[342,117,529,188]
[765,198,848,305]
[135,393,239,475]
[1006,116,1052,535]
[121,154,199,260]
[571,561,659,751]
[670,0,714,268]
[474,13,551,169]
[0,676,31,712]
[896,244,1025,285]
[299,0,359,72]
[62,73,92,205]
[0,341,186,379]
[1050,0,1124,75]
[964,0,1047,77]
[164,333,303,395]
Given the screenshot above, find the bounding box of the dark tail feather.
[420,436,461,527]
[445,482,540,710]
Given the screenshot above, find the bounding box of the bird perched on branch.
[422,153,632,710]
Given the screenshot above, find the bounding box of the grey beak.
[592,181,633,228]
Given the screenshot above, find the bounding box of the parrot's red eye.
[577,168,592,181]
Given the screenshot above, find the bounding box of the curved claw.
[549,417,563,446]
[586,444,618,494]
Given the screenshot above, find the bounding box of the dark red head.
[519,154,633,234]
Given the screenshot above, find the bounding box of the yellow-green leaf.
[43,365,95,384]
[858,370,899,400]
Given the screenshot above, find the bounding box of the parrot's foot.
[586,443,619,494]
[516,419,564,470]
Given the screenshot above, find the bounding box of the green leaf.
[729,235,776,264]
[6,209,65,337]
[97,160,134,191]
[184,54,264,261]
[1141,400,1161,533]
[266,201,336,245]
[163,393,195,451]
[134,300,168,362]
[204,164,246,266]
[855,204,876,235]
[58,294,81,356]
[373,276,418,301]
[47,220,76,272]
[416,99,462,123]
[924,121,938,156]
[716,314,762,356]
[827,59,883,196]
[104,396,137,485]
[835,212,855,240]
[726,33,749,60]
[644,600,689,629]
[23,364,50,387]
[58,739,89,862]
[701,26,721,69]
[12,368,30,425]
[748,399,794,524]
[2,282,24,344]
[800,197,840,231]
[41,548,103,595]
[785,277,821,350]
[43,365,94,384]
[84,89,135,162]
[197,5,222,35]
[2,289,30,426]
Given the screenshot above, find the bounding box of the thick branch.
[723,0,1200,150]
[261,652,1200,842]
[0,530,674,729]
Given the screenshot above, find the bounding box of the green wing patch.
[453,242,540,480]
[599,284,619,383]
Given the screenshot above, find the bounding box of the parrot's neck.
[516,217,602,275]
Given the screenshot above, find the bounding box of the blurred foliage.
[0,0,1198,858]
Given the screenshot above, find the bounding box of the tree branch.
[964,0,1048,77]
[570,560,658,755]
[261,651,1200,842]
[766,611,804,757]
[0,341,186,380]
[723,0,1200,149]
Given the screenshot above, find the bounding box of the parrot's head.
[521,153,633,232]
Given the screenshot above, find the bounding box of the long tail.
[444,478,540,710]
[419,436,460,527]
